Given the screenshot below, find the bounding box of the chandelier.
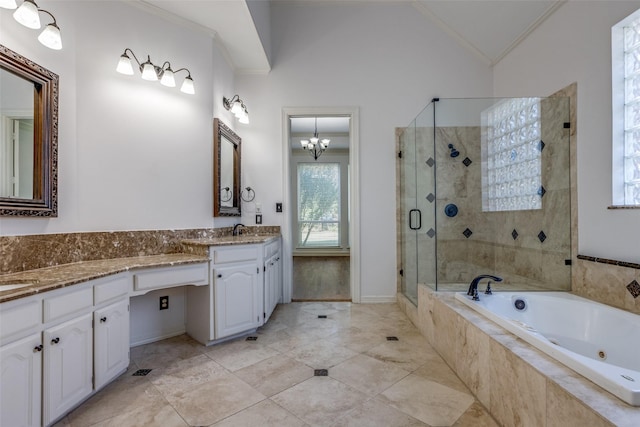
[300,117,330,160]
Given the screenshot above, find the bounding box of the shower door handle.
[409,209,422,230]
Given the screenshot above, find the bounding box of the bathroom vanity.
[0,233,282,427]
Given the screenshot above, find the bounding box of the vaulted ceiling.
[136,0,565,73]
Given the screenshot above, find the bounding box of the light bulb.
[141,61,158,81]
[38,23,62,50]
[116,54,134,75]
[160,69,175,87]
[0,0,17,9]
[13,0,40,29]
[180,76,195,94]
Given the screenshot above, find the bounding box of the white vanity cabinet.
[94,299,129,390]
[212,245,263,339]
[263,238,282,323]
[43,313,93,426]
[0,332,42,427]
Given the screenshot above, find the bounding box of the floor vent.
[318,315,328,319]
[386,336,399,341]
[246,336,258,341]
[314,369,329,376]
[132,369,152,376]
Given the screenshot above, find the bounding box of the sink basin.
[0,283,32,291]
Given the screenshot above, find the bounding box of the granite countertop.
[0,253,209,303]
[182,233,280,247]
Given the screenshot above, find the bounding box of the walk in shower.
[398,96,571,304]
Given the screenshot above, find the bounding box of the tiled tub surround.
[397,287,640,427]
[0,226,280,274]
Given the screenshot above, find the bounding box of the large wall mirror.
[0,44,58,217]
[213,118,241,217]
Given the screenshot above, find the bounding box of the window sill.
[293,248,350,257]
[607,205,640,209]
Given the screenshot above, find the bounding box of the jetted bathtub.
[455,291,640,406]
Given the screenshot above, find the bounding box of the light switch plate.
[276,203,282,212]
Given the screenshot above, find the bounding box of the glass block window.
[624,18,640,205]
[481,98,542,212]
[297,163,340,247]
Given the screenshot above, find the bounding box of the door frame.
[281,107,360,303]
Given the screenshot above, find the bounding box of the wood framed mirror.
[0,44,58,217]
[213,118,241,217]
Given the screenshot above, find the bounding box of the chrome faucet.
[467,275,503,301]
[232,223,246,236]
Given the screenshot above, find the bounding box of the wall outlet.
[159,296,169,310]
[256,214,262,224]
[276,202,282,213]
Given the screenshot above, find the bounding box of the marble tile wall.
[0,226,280,274]
[400,285,640,427]
[292,256,350,301]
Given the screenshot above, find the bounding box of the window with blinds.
[297,163,340,247]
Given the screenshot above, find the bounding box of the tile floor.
[54,302,498,427]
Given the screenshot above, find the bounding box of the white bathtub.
[454,291,640,406]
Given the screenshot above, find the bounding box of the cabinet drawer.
[212,246,259,264]
[0,298,41,342]
[94,274,131,305]
[43,287,93,324]
[133,263,208,291]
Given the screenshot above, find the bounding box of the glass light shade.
[116,55,134,75]
[310,136,319,145]
[0,0,17,9]
[160,69,176,87]
[141,62,158,81]
[38,23,62,50]
[238,110,249,124]
[180,76,195,94]
[321,138,330,146]
[300,140,309,148]
[13,0,40,29]
[230,100,243,116]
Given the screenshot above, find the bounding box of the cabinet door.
[264,255,277,322]
[214,263,261,339]
[43,314,93,426]
[0,333,42,427]
[94,299,130,390]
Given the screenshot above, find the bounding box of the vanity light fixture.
[116,48,195,95]
[1,0,62,50]
[300,117,330,161]
[223,95,249,124]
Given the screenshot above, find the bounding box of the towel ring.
[221,187,232,202]
[241,187,255,202]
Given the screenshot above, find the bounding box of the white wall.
[237,2,493,301]
[493,1,640,264]
[0,1,237,235]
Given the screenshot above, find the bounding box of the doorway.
[282,108,360,303]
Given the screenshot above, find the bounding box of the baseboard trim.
[359,295,397,304]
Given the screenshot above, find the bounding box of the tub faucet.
[467,275,503,301]
[232,223,246,236]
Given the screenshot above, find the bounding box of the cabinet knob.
[51,337,60,344]
[217,274,222,278]
[100,317,107,323]
[33,345,43,352]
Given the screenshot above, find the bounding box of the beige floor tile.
[267,331,321,352]
[453,402,499,427]
[234,354,314,397]
[90,400,188,427]
[66,365,166,426]
[365,339,434,372]
[130,334,205,369]
[378,374,475,426]
[165,371,266,426]
[325,327,389,353]
[330,354,410,396]
[211,399,307,426]
[330,399,428,427]
[204,338,281,371]
[286,339,358,369]
[413,354,470,394]
[146,353,227,398]
[272,376,369,427]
